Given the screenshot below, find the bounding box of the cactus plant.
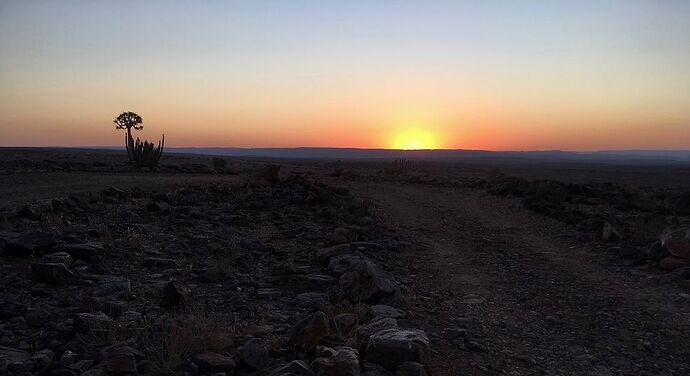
[125,133,165,169]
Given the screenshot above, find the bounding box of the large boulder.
[311,347,360,376]
[330,255,396,303]
[365,329,430,370]
[288,311,331,352]
[661,228,690,259]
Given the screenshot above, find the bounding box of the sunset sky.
[1,1,689,150]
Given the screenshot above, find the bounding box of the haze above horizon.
[1,1,689,151]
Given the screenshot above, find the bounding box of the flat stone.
[311,347,359,376]
[366,329,430,370]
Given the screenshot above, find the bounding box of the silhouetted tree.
[114,111,143,142]
[113,111,165,168]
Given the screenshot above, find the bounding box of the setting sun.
[390,128,441,150]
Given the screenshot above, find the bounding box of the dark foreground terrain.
[2,148,690,376]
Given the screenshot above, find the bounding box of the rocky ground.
[2,149,690,376]
[1,174,430,376]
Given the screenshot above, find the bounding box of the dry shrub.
[144,307,233,372]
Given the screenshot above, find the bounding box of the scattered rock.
[4,230,57,256]
[661,228,690,259]
[73,312,116,336]
[161,280,191,308]
[333,255,396,303]
[333,313,358,335]
[53,243,105,263]
[395,362,427,376]
[357,318,399,346]
[0,301,28,320]
[32,349,54,372]
[288,311,331,352]
[240,338,270,370]
[296,292,329,309]
[318,242,382,263]
[31,263,75,285]
[361,362,393,376]
[93,278,131,298]
[602,222,622,242]
[192,352,236,374]
[311,347,360,376]
[268,360,314,376]
[366,329,430,370]
[0,346,36,375]
[103,346,140,376]
[18,205,44,221]
[659,255,690,270]
[41,252,74,266]
[370,305,405,320]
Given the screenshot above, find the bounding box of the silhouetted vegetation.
[385,159,412,175]
[114,111,165,168]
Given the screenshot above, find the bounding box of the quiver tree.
[114,111,165,168]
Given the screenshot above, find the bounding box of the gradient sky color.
[1,1,689,150]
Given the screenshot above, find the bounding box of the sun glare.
[391,128,440,150]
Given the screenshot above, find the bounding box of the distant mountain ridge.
[161,147,690,164]
[6,146,690,165]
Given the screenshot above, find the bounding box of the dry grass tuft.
[144,306,234,372]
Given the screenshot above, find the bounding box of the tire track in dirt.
[338,182,690,376]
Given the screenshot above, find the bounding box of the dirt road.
[335,182,690,376]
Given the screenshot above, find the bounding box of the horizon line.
[2,145,690,154]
